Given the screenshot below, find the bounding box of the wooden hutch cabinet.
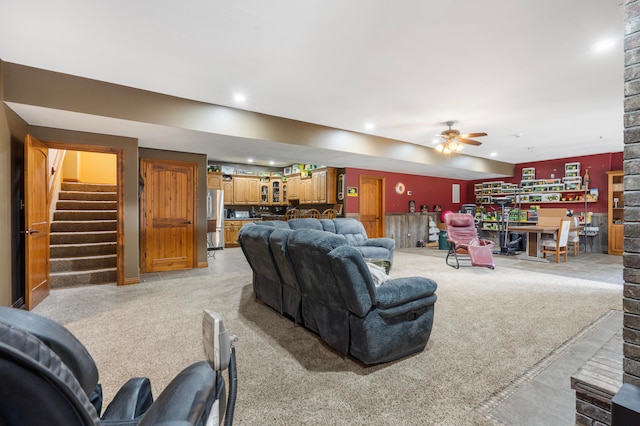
[607,170,624,255]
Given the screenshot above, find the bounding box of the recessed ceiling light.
[364,122,375,131]
[247,158,254,163]
[490,152,497,157]
[432,138,440,144]
[234,93,246,103]
[592,39,615,52]
[269,161,275,165]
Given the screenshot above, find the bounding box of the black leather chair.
[0,306,227,425]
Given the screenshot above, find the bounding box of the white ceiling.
[0,0,625,178]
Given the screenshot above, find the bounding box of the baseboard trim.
[122,277,140,286]
[197,261,208,268]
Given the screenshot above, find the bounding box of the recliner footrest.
[468,244,495,269]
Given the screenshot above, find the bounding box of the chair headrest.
[446,213,474,227]
[0,307,99,396]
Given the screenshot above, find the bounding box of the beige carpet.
[34,251,622,425]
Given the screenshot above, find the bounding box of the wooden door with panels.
[24,135,50,310]
[359,175,385,238]
[140,158,197,272]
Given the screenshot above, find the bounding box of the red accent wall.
[345,168,472,214]
[345,152,622,215]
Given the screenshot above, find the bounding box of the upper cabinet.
[222,180,234,204]
[208,167,337,206]
[207,173,234,204]
[207,174,222,189]
[234,176,260,205]
[311,168,337,204]
[287,175,300,200]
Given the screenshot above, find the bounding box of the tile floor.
[141,246,624,425]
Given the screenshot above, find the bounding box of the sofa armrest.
[375,277,437,309]
[362,237,395,251]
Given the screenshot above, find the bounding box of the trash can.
[438,230,449,250]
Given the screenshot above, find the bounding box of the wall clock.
[395,182,405,195]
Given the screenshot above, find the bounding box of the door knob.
[22,229,40,235]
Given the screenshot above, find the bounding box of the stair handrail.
[48,149,66,222]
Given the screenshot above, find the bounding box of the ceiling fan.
[435,121,487,154]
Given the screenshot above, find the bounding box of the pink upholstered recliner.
[444,213,495,269]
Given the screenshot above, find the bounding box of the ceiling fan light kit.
[435,140,464,154]
[435,121,487,155]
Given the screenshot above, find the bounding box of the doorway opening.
[49,149,119,288]
[40,141,124,287]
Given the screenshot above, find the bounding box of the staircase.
[50,182,117,288]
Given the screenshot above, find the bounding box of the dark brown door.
[359,175,385,238]
[25,135,50,310]
[140,159,197,272]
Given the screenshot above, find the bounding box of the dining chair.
[568,230,579,256]
[540,219,571,263]
[284,209,301,221]
[321,208,338,219]
[303,209,322,218]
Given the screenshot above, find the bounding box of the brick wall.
[624,0,640,388]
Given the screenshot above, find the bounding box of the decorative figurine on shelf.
[584,168,590,190]
[428,217,439,242]
[409,200,416,213]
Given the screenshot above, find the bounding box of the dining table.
[511,224,581,262]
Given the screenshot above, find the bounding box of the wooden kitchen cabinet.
[207,173,222,189]
[208,173,234,204]
[224,221,241,247]
[224,219,259,247]
[271,179,282,204]
[222,180,234,204]
[287,175,300,200]
[300,177,313,203]
[311,168,337,204]
[234,176,260,205]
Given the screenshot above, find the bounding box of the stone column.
[614,1,640,422]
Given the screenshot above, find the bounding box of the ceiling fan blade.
[458,138,483,146]
[459,132,487,138]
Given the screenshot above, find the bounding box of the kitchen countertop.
[259,215,286,221]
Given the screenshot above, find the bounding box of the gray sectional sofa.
[237,218,438,365]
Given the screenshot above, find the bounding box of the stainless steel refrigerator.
[207,189,225,249]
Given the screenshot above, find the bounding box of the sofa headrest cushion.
[288,228,347,253]
[287,218,323,231]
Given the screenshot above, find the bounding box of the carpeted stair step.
[50,230,117,245]
[51,181,120,287]
[51,220,117,233]
[59,191,117,201]
[56,200,117,210]
[53,210,117,221]
[51,254,117,273]
[50,268,117,288]
[50,242,116,258]
[61,182,116,193]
